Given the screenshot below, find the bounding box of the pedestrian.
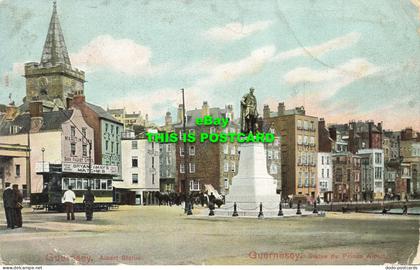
[208,192,216,210]
[83,186,95,221]
[402,204,408,215]
[3,182,16,229]
[62,185,76,220]
[12,184,23,228]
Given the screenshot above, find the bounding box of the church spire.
[40,1,71,67]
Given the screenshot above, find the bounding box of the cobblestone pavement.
[0,205,419,265]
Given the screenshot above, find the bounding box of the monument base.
[221,142,280,213]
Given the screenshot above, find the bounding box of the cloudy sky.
[0,0,419,130]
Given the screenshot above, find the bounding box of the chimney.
[319,118,326,129]
[329,127,337,141]
[29,101,44,133]
[201,101,209,117]
[277,102,285,115]
[29,101,43,118]
[165,112,172,126]
[5,104,18,121]
[177,104,183,124]
[72,90,85,106]
[263,104,270,119]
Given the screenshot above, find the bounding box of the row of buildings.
[1,3,419,205]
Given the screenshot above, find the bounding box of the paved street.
[0,205,419,265]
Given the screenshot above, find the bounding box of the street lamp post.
[181,88,192,215]
[41,147,45,173]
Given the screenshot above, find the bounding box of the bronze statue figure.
[240,87,258,134]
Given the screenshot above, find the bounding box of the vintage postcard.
[0,0,420,268]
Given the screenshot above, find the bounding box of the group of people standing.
[2,182,23,229]
[2,184,95,229]
[62,185,95,221]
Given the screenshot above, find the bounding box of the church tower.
[24,1,85,111]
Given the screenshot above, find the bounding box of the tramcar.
[31,163,117,212]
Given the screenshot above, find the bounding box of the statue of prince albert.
[240,87,258,134]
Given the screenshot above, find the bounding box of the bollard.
[296,201,302,215]
[258,202,264,218]
[278,202,283,216]
[232,202,239,217]
[313,202,318,214]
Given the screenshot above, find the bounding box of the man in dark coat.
[83,186,95,221]
[3,182,16,229]
[12,184,23,228]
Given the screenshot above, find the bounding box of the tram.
[31,163,118,212]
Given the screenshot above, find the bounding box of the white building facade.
[357,148,385,199]
[117,130,160,205]
[317,152,333,202]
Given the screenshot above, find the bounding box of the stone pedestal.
[223,143,279,212]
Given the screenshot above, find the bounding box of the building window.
[305,172,309,187]
[132,156,138,168]
[322,168,324,178]
[166,156,170,165]
[82,144,87,157]
[303,136,308,145]
[224,161,229,172]
[267,150,273,160]
[297,120,302,129]
[374,167,382,179]
[166,144,171,152]
[224,178,229,189]
[105,123,109,132]
[326,156,330,165]
[270,164,277,174]
[152,157,155,169]
[71,143,76,156]
[311,172,315,187]
[231,161,236,172]
[152,174,155,185]
[71,126,76,137]
[274,151,279,160]
[322,156,324,165]
[375,153,382,164]
[223,144,228,154]
[189,163,195,173]
[298,135,302,145]
[327,169,330,178]
[189,146,195,156]
[298,172,302,187]
[132,173,138,184]
[15,164,20,177]
[304,121,308,130]
[81,127,86,138]
[116,143,119,154]
[105,141,109,151]
[230,145,236,155]
[180,147,185,157]
[131,141,138,150]
[111,142,114,153]
[310,136,315,146]
[180,163,185,173]
[111,125,114,134]
[189,180,200,191]
[116,126,119,136]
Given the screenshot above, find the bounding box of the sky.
[0,0,419,130]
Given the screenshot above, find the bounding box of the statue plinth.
[223,142,279,211]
